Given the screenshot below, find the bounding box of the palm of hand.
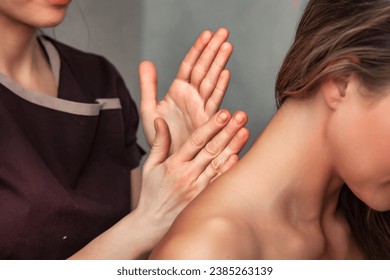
[140,28,232,154]
[155,79,212,153]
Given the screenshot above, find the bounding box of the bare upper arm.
[149,215,257,260]
[150,158,261,260]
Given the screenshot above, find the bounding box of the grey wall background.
[46,0,308,155]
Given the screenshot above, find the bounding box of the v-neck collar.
[0,36,121,116]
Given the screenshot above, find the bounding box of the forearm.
[68,208,158,260]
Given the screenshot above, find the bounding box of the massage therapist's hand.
[68,110,248,260]
[134,110,249,251]
[139,28,232,154]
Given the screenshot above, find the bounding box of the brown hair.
[275,0,390,259]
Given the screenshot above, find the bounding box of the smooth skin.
[150,74,390,260]
[0,0,249,259]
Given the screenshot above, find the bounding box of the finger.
[190,28,230,89]
[176,30,213,82]
[205,69,231,114]
[197,127,249,187]
[190,111,248,172]
[143,118,171,173]
[213,127,249,177]
[199,42,233,100]
[208,154,239,185]
[215,154,239,179]
[139,61,158,117]
[172,110,231,162]
[219,127,250,160]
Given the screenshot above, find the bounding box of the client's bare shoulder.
[149,164,259,260]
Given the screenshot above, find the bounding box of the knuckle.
[229,129,248,150]
[175,176,188,189]
[190,131,205,148]
[176,169,194,187]
[224,123,238,135]
[228,135,241,149]
[171,175,189,192]
[182,183,199,202]
[222,143,233,155]
[206,44,218,55]
[164,157,174,169]
[214,127,232,142]
[209,157,223,173]
[203,141,220,158]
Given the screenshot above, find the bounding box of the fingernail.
[217,111,229,124]
[233,113,245,125]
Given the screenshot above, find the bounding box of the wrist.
[130,206,168,252]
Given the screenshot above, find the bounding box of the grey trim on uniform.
[95,98,122,110]
[0,36,122,116]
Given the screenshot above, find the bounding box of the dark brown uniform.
[0,37,144,259]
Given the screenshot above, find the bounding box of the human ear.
[321,76,348,110]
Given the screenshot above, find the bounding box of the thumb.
[139,60,158,117]
[143,118,171,172]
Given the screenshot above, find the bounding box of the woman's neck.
[236,94,364,258]
[0,13,40,75]
[242,94,344,224]
[0,15,57,97]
